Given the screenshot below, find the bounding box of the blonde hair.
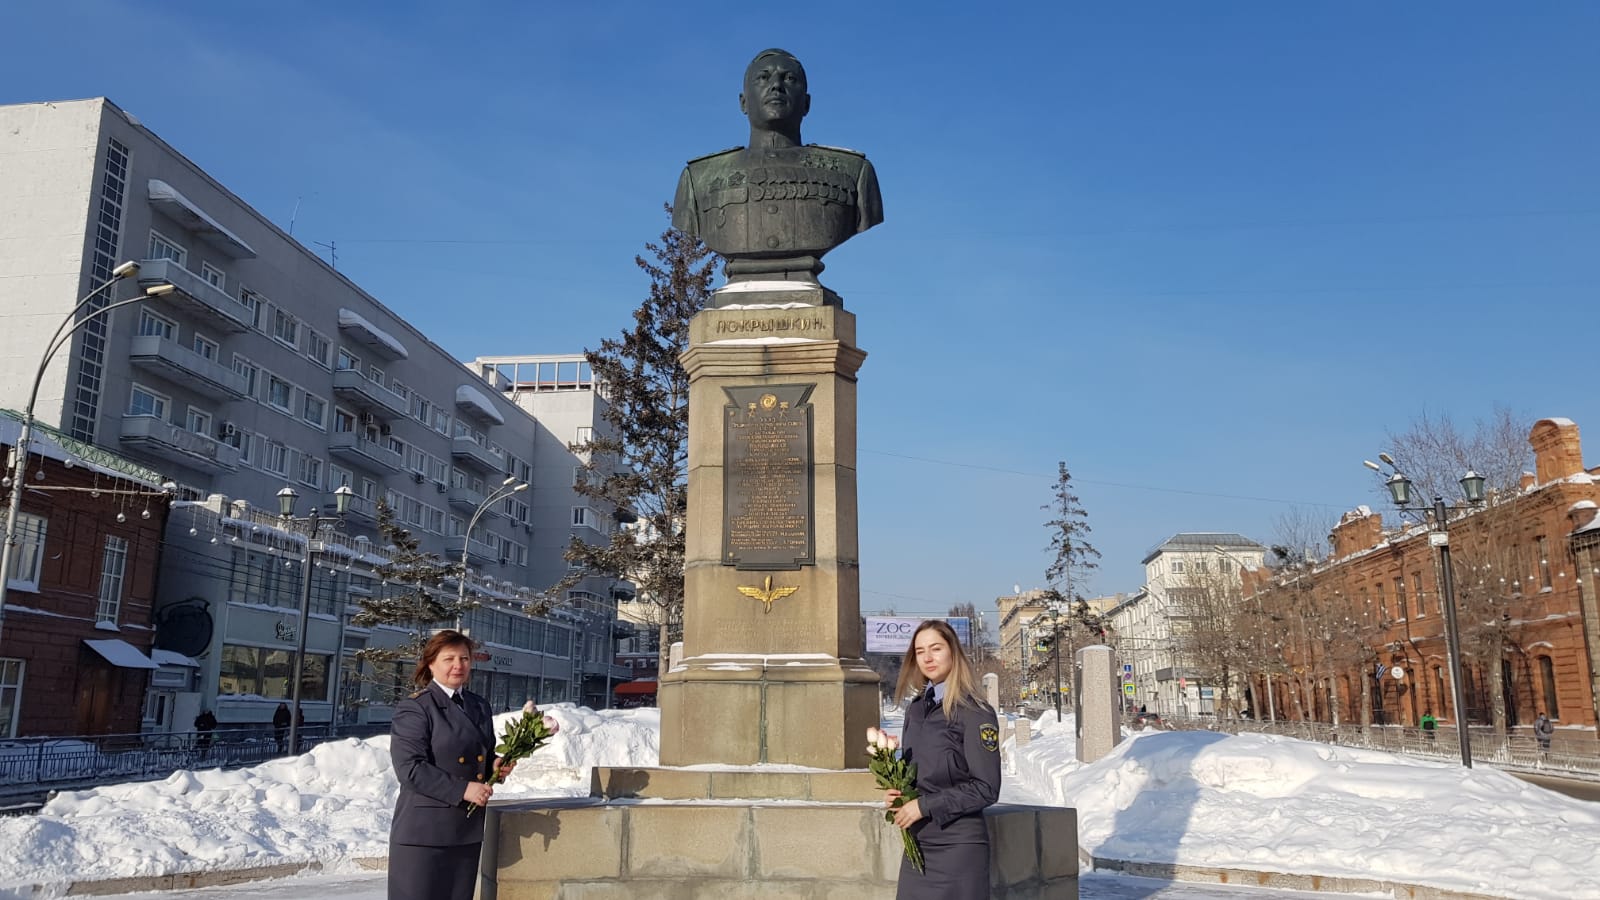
[893,620,987,718]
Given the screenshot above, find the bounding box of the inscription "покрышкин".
[714,315,825,335]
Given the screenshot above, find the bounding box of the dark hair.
[413,629,474,688]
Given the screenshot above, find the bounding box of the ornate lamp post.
[277,483,354,756]
[0,264,173,639]
[455,477,529,629]
[1365,457,1487,767]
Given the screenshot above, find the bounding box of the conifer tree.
[351,500,470,703]
[560,206,717,667]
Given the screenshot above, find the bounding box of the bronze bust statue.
[674,49,883,287]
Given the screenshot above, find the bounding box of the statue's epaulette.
[807,143,865,157]
[687,146,742,164]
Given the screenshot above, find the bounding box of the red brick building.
[0,416,170,737]
[1242,418,1599,736]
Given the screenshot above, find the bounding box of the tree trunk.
[1487,643,1508,733]
[1360,669,1373,728]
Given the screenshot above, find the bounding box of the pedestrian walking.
[1534,711,1554,756]
[885,620,1001,899]
[1420,710,1437,742]
[387,629,512,900]
[193,709,217,751]
[272,702,291,754]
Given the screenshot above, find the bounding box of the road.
[85,871,1352,900]
[1511,770,1600,803]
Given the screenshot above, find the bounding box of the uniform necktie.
[451,691,465,709]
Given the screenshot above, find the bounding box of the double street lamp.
[1364,455,1487,767]
[0,262,175,641]
[277,483,354,756]
[456,477,529,626]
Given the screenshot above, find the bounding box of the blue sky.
[5,2,1597,621]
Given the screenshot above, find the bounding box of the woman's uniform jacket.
[388,682,497,847]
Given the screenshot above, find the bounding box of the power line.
[858,448,1347,510]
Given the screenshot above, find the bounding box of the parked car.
[1131,711,1164,731]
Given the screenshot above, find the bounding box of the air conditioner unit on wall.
[434,480,447,493]
[359,412,375,425]
[411,471,425,484]
[379,424,393,436]
[217,422,237,439]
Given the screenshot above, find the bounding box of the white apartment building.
[1107,533,1266,717]
[0,98,624,733]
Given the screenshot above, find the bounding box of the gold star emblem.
[737,576,799,613]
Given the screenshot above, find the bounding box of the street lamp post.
[1365,458,1486,768]
[455,477,529,629]
[0,264,173,640]
[278,484,354,756]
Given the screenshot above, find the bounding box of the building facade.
[1114,533,1266,717]
[995,589,1051,705]
[0,416,173,737]
[0,98,621,734]
[1240,418,1599,735]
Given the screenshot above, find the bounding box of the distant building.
[1109,533,1265,717]
[0,415,171,737]
[1241,418,1599,733]
[995,589,1051,704]
[0,98,620,734]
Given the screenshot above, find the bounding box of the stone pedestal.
[483,793,1078,899]
[1073,645,1121,764]
[658,289,879,768]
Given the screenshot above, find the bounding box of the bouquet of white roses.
[467,701,559,816]
[866,726,924,873]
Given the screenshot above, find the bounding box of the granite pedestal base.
[483,778,1078,900]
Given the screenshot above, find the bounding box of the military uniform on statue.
[889,621,1002,899]
[387,631,499,900]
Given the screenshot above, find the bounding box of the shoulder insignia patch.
[980,724,999,752]
[408,690,424,699]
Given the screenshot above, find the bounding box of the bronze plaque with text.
[722,384,815,570]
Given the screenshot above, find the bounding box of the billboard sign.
[865,616,972,654]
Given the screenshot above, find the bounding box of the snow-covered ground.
[2,705,1596,900]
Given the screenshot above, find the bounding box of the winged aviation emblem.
[737,576,799,613]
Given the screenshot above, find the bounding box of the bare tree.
[1381,406,1530,508]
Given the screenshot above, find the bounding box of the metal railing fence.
[1156,715,1600,778]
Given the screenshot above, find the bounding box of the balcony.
[128,335,249,400]
[119,415,239,473]
[332,369,409,418]
[451,436,503,473]
[136,258,251,333]
[343,494,380,525]
[447,485,487,513]
[446,535,499,565]
[328,432,403,473]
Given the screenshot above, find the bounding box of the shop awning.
[83,639,160,670]
[613,680,658,696]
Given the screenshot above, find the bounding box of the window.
[1375,581,1388,620]
[414,396,431,422]
[217,644,330,701]
[302,393,327,428]
[1412,572,1426,616]
[306,330,332,368]
[0,658,22,738]
[1537,536,1552,590]
[336,348,361,372]
[572,507,597,529]
[148,230,186,266]
[192,333,219,361]
[1394,577,1408,620]
[236,287,263,328]
[185,407,212,436]
[6,513,47,591]
[200,261,225,291]
[264,441,291,476]
[334,408,357,433]
[267,375,293,411]
[328,464,353,489]
[391,380,410,406]
[298,454,323,489]
[1539,656,1560,719]
[368,365,384,386]
[138,310,175,340]
[1170,560,1185,574]
[225,358,257,401]
[387,436,405,459]
[575,426,593,445]
[231,429,254,466]
[128,384,169,419]
[272,310,299,347]
[432,409,450,434]
[426,506,444,534]
[95,536,129,625]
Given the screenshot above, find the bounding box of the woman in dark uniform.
[885,620,1002,899]
[387,629,509,900]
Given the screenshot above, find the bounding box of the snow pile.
[1009,724,1600,900]
[0,704,659,893]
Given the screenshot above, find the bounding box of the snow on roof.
[0,410,167,489]
[146,179,256,259]
[455,384,506,426]
[338,308,409,359]
[83,638,159,670]
[150,649,200,668]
